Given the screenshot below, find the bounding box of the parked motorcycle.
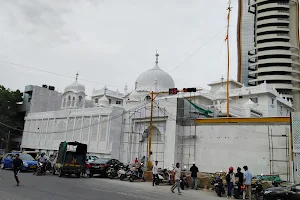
[107,164,120,179]
[211,176,225,197]
[233,183,243,199]
[154,167,172,185]
[180,166,189,190]
[251,179,264,200]
[118,165,129,181]
[129,163,145,182]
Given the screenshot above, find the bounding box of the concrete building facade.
[237,0,300,109]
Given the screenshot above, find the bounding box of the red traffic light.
[169,88,178,95]
[183,88,197,92]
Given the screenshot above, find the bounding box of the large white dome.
[136,65,175,92]
[64,81,85,94]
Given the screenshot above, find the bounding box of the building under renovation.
[21,53,294,180]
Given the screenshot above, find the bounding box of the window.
[271,98,275,105]
[63,98,66,107]
[67,96,71,107]
[95,98,99,103]
[281,106,283,112]
[78,96,82,103]
[250,97,258,103]
[72,97,75,106]
[145,95,151,100]
[116,101,121,104]
[109,99,111,104]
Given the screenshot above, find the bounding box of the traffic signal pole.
[147,88,202,169]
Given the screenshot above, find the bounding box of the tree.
[0,85,24,150]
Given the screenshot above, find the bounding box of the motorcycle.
[154,167,172,185]
[180,166,189,190]
[129,163,145,182]
[233,183,243,199]
[107,164,120,179]
[35,162,44,176]
[251,179,264,200]
[117,165,129,181]
[211,176,225,197]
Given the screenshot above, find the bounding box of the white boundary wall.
[179,124,291,180]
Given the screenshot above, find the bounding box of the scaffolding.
[268,126,290,181]
[177,93,198,170]
[119,101,166,167]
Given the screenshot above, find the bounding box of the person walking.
[12,154,23,186]
[190,162,199,190]
[243,166,253,200]
[226,166,235,199]
[152,161,159,186]
[235,167,244,198]
[170,163,181,195]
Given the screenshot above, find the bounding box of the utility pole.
[147,87,201,170]
[225,0,232,117]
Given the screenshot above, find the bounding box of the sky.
[0,0,239,98]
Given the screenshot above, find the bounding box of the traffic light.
[183,88,197,92]
[169,88,178,95]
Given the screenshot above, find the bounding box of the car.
[86,155,99,163]
[1,153,38,171]
[263,183,300,200]
[89,158,122,177]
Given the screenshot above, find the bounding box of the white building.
[21,53,294,178]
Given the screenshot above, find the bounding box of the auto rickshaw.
[53,141,87,178]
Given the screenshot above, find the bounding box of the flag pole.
[225,0,232,117]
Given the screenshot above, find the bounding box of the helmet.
[229,167,234,172]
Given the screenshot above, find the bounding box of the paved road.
[0,169,221,200]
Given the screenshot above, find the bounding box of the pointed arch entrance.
[140,125,165,166]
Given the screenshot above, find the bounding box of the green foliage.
[0,85,24,137]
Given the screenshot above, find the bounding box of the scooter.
[211,176,225,197]
[107,164,120,179]
[118,165,129,181]
[180,166,189,190]
[129,163,145,182]
[154,167,172,185]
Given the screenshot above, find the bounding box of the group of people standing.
[226,166,253,199]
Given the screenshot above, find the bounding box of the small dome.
[64,81,85,94]
[136,65,175,92]
[128,90,141,101]
[98,95,109,106]
[245,99,257,108]
[216,86,226,94]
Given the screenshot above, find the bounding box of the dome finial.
[76,72,79,81]
[155,50,159,65]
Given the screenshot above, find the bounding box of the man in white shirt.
[171,163,181,195]
[152,161,159,186]
[38,153,47,174]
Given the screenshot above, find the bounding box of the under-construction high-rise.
[237,0,300,107]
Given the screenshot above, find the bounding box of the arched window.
[78,96,83,107]
[67,96,71,107]
[145,95,151,101]
[63,98,66,107]
[72,97,75,106]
